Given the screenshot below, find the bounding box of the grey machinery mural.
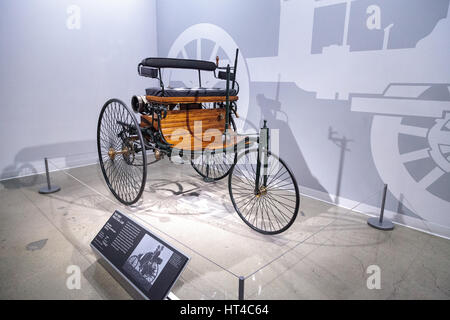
[156,0,450,237]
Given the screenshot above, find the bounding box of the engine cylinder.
[131,95,147,113]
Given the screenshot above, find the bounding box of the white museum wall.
[0,0,158,180]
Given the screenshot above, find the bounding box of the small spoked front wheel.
[97,99,147,205]
[142,262,159,283]
[228,149,300,234]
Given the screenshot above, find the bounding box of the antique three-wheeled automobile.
[97,49,300,234]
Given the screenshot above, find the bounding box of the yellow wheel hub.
[108,147,129,161]
[256,186,267,197]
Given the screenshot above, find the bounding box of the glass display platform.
[17,153,443,300]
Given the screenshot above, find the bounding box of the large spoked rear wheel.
[97,99,147,205]
[191,118,237,181]
[229,149,300,234]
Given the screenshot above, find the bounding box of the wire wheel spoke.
[97,99,147,205]
[228,149,299,234]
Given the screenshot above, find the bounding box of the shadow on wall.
[255,85,331,202]
[328,126,353,205]
[1,139,97,189]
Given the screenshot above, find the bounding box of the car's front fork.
[254,120,270,195]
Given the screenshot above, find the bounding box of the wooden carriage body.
[141,96,243,152]
[134,53,247,154]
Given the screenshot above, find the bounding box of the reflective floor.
[0,159,449,299]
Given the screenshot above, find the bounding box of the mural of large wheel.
[371,114,450,225]
[97,99,147,205]
[228,149,300,234]
[168,23,250,132]
[367,84,450,226]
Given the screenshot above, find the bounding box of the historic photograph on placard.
[122,234,173,291]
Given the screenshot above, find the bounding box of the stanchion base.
[367,217,394,230]
[39,186,61,194]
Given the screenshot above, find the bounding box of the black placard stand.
[367,184,394,231]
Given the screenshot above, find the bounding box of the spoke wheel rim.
[97,99,147,205]
[191,118,237,181]
[191,149,237,181]
[229,149,300,234]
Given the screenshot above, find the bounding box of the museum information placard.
[91,210,189,300]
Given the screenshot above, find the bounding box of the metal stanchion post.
[368,184,394,230]
[38,158,61,194]
[238,276,245,300]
